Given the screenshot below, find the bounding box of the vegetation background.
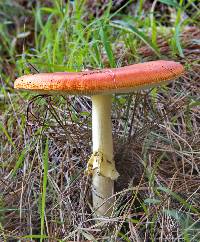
[0,0,199,241]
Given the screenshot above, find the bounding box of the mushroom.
[14,60,184,217]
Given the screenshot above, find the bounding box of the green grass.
[40,138,49,242]
[0,0,200,241]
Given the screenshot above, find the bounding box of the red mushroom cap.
[14,60,184,95]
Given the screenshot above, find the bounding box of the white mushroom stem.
[90,94,119,217]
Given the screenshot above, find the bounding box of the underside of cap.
[14,60,184,95]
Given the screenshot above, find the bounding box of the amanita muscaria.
[14,60,184,217]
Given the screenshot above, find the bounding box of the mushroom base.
[92,170,115,217]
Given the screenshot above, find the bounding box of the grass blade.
[157,186,200,215]
[174,24,184,57]
[100,25,116,67]
[174,0,184,57]
[40,138,49,242]
[110,20,160,57]
[0,121,16,149]
[158,0,180,8]
[11,148,26,177]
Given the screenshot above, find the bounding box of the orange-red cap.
[14,60,184,95]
